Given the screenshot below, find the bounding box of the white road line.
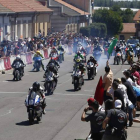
[0,92,26,94]
[54,93,93,96]
[0,91,93,96]
[0,108,14,117]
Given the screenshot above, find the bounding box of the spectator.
[81,98,106,140]
[131,65,140,85]
[103,61,113,102]
[102,100,127,140]
[112,81,125,111]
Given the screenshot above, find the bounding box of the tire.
[117,58,119,65]
[37,113,42,122]
[74,79,78,91]
[88,73,90,80]
[15,70,20,81]
[29,110,33,125]
[36,62,39,72]
[47,82,52,95]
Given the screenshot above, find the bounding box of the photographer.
[81,98,106,140]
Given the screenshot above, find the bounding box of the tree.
[80,27,90,37]
[90,23,107,37]
[93,9,123,36]
[122,8,134,23]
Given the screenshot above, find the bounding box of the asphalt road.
[0,54,139,140]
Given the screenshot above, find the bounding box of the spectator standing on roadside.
[103,61,113,102]
[102,100,127,140]
[81,98,106,140]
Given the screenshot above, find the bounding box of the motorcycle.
[93,50,101,61]
[127,52,133,64]
[114,52,121,65]
[33,56,42,72]
[87,62,96,80]
[58,50,64,63]
[81,52,86,63]
[44,71,57,95]
[12,62,25,81]
[50,53,59,61]
[25,91,43,125]
[72,69,83,91]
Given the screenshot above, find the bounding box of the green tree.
[122,8,134,23]
[90,23,107,37]
[93,9,123,36]
[80,27,90,37]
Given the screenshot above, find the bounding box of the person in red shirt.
[131,65,140,85]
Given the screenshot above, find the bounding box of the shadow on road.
[6,80,16,82]
[16,120,39,126]
[66,89,75,92]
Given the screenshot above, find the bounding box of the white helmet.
[16,55,21,59]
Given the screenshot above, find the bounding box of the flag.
[94,76,104,105]
[107,38,118,55]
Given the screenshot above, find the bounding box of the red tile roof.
[134,10,140,21]
[121,23,136,33]
[55,0,90,15]
[0,0,52,13]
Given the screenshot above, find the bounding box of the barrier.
[44,49,49,59]
[3,57,12,70]
[0,59,5,71]
[40,50,44,58]
[0,49,50,73]
[21,54,27,64]
[10,56,16,65]
[26,53,32,64]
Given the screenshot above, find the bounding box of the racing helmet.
[16,55,21,60]
[32,82,40,91]
[49,63,54,71]
[36,51,41,55]
[90,56,94,61]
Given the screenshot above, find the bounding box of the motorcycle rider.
[49,47,58,57]
[57,45,65,61]
[136,43,140,57]
[80,46,87,54]
[28,82,46,114]
[87,56,98,75]
[123,45,134,64]
[32,51,45,71]
[47,59,60,71]
[74,51,84,62]
[72,63,86,85]
[114,45,123,64]
[12,55,25,81]
[44,63,59,86]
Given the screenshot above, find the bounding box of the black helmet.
[49,63,54,71]
[32,82,40,91]
[90,56,94,60]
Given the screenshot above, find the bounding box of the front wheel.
[29,110,34,125]
[37,113,42,122]
[74,79,78,91]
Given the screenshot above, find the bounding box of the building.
[133,9,140,40]
[119,23,136,41]
[0,0,53,41]
[39,0,90,33]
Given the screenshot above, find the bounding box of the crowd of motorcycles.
[11,43,98,124]
[11,39,140,124]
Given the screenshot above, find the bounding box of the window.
[5,25,7,35]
